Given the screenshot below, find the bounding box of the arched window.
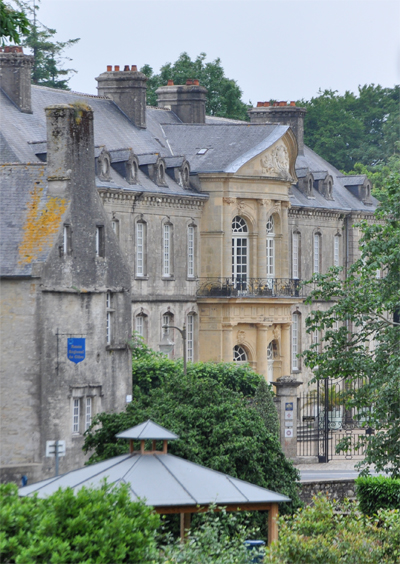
[161,312,174,358]
[232,216,248,289]
[313,233,321,274]
[135,313,147,341]
[266,215,275,279]
[233,345,247,362]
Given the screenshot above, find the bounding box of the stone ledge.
[300,479,356,505]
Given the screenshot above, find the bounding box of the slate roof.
[0,163,69,277]
[19,452,290,507]
[116,420,179,440]
[291,147,378,213]
[159,123,289,173]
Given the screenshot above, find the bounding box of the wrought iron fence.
[196,277,306,298]
[297,378,370,462]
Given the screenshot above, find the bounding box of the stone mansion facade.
[0,48,377,481]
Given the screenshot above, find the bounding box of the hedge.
[0,482,160,563]
[356,476,400,515]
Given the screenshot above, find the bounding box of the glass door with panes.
[232,216,248,293]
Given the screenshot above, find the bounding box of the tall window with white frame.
[85,397,92,431]
[334,234,340,267]
[232,216,248,289]
[136,221,145,277]
[135,314,145,339]
[313,233,321,274]
[106,292,112,345]
[266,215,275,280]
[292,313,300,371]
[292,232,299,279]
[73,398,80,433]
[187,314,194,362]
[163,223,171,277]
[187,225,195,278]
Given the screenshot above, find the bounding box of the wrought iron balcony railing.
[196,277,305,298]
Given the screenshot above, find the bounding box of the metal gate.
[297,378,369,462]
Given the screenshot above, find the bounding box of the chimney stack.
[0,47,34,113]
[95,65,147,129]
[156,80,207,124]
[248,101,307,155]
[45,103,95,197]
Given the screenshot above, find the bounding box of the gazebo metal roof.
[19,420,290,543]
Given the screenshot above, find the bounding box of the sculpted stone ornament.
[237,330,246,343]
[97,147,112,182]
[223,197,236,205]
[272,324,281,341]
[237,200,246,214]
[260,142,292,181]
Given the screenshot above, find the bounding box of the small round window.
[233,345,247,362]
[266,215,274,234]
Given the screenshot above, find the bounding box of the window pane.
[73,399,80,433]
[293,233,299,279]
[233,345,247,362]
[136,222,144,276]
[163,224,170,276]
[187,314,194,362]
[334,235,339,267]
[135,315,144,337]
[314,234,320,274]
[85,397,92,431]
[188,226,194,277]
[292,314,299,370]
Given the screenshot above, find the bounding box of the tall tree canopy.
[12,0,79,89]
[302,172,400,476]
[141,52,250,121]
[299,85,400,183]
[0,1,29,44]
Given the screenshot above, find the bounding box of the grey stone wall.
[300,479,356,505]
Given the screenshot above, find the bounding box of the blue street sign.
[285,402,294,411]
[67,338,85,364]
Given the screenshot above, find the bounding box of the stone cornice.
[289,208,344,220]
[99,188,205,210]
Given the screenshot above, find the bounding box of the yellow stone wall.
[197,134,302,381]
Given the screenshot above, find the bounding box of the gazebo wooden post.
[180,512,191,541]
[268,503,279,545]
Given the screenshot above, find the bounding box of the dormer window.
[97,148,111,182]
[127,153,139,184]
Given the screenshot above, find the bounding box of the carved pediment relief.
[260,142,292,181]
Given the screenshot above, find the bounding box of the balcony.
[196,277,305,298]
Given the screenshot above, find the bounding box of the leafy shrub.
[264,494,400,564]
[0,482,159,563]
[356,475,400,515]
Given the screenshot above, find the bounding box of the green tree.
[13,0,79,89]
[141,52,250,121]
[301,172,400,476]
[0,1,29,44]
[83,352,301,516]
[299,85,400,174]
[253,378,280,438]
[0,482,160,563]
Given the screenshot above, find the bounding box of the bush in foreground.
[356,475,400,515]
[0,482,160,563]
[264,494,400,564]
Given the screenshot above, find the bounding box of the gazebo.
[19,420,290,544]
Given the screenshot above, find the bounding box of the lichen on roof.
[18,183,68,265]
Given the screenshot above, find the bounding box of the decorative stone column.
[257,199,268,278]
[223,198,235,278]
[272,376,302,460]
[256,324,270,379]
[280,323,291,376]
[222,323,233,362]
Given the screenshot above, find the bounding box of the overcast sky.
[35,0,400,103]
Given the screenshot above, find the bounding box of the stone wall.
[300,479,356,505]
